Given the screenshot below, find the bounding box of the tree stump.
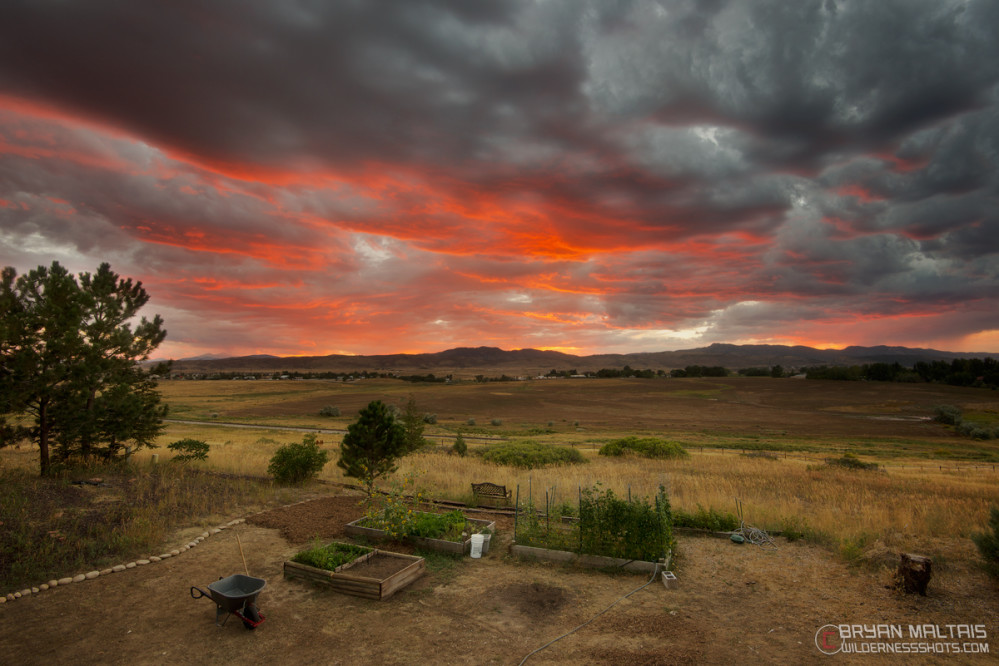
[897,553,932,595]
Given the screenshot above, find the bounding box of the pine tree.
[400,394,428,453]
[337,400,407,496]
[0,262,167,474]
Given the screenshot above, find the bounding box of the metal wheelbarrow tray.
[190,574,266,629]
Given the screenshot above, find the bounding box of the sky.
[1,0,997,359]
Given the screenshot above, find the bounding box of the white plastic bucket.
[470,533,485,558]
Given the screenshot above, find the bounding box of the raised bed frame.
[344,515,496,555]
[508,542,671,574]
[283,547,425,600]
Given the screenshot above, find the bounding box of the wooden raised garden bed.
[284,547,425,600]
[508,543,671,574]
[344,515,496,555]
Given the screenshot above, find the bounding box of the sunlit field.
[102,376,999,564]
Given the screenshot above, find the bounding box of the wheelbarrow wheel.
[241,602,261,630]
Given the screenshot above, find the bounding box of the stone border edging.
[0,496,323,606]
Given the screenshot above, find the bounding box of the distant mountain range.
[162,344,996,375]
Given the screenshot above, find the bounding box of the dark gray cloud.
[0,0,997,355]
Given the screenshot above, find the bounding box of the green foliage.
[337,400,407,495]
[825,453,880,471]
[477,441,586,469]
[319,405,341,417]
[452,432,467,457]
[490,418,503,426]
[363,478,470,542]
[579,485,675,561]
[400,395,429,453]
[515,485,675,562]
[933,404,962,426]
[167,438,209,463]
[0,262,167,474]
[598,437,689,459]
[972,507,999,579]
[672,505,739,531]
[292,541,371,571]
[268,433,330,484]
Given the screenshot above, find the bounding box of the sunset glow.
[1,1,997,359]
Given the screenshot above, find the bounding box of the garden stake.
[514,484,520,542]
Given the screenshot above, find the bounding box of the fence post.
[514,484,520,543]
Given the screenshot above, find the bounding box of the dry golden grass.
[139,418,999,562]
[9,376,998,565]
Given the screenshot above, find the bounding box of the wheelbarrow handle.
[190,586,210,600]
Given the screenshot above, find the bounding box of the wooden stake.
[235,529,249,575]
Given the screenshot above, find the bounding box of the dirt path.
[1,494,996,664]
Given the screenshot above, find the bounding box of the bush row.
[598,437,688,459]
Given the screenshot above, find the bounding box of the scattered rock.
[200,532,209,538]
[58,577,73,585]
[40,584,49,591]
[48,580,59,588]
[126,562,137,569]
[149,556,161,563]
[14,592,22,599]
[170,549,180,556]
[0,596,5,604]
[100,569,112,576]
[31,587,39,593]
[85,571,100,580]
[112,565,126,573]
[136,560,150,566]
[72,574,86,583]
[19,589,30,597]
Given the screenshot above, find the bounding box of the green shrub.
[825,453,880,471]
[167,438,209,463]
[673,505,739,531]
[319,405,341,417]
[933,404,962,426]
[490,418,503,426]
[292,541,371,571]
[268,434,330,484]
[598,437,688,459]
[972,506,999,579]
[477,441,586,469]
[452,432,467,457]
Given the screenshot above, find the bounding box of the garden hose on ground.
[517,565,662,665]
[733,497,778,550]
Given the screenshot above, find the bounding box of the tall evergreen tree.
[337,400,406,496]
[0,262,167,474]
[400,394,428,453]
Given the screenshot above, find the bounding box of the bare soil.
[2,492,997,664]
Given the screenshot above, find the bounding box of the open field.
[141,376,999,551]
[3,376,999,663]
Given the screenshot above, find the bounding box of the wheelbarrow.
[190,574,266,630]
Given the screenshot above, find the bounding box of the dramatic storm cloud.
[1,0,997,357]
